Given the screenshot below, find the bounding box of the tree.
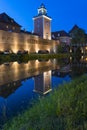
[71,28,86,44]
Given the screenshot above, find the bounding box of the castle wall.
[0,30,57,53]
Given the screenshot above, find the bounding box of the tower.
[33,3,52,40]
[34,71,52,95]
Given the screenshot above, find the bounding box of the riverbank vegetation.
[3,74,87,130]
[0,53,69,63]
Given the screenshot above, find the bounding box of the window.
[6,25,8,28]
[13,27,15,30]
[52,34,55,38]
[58,33,60,37]
[46,21,49,27]
[37,20,40,23]
[38,24,40,32]
[11,19,13,23]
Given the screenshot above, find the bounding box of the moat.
[0,57,87,128]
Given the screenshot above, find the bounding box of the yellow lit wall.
[0,30,57,53]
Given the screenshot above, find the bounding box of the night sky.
[0,0,87,33]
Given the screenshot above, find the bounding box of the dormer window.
[52,34,55,38]
[11,19,13,23]
[13,27,15,30]
[6,25,8,28]
[58,33,60,37]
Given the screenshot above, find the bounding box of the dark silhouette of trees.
[71,28,86,44]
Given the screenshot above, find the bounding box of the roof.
[38,3,46,9]
[21,30,32,34]
[33,14,52,20]
[52,30,70,37]
[0,12,21,27]
[69,25,79,34]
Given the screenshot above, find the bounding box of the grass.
[3,74,87,130]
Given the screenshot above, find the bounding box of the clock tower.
[33,3,52,40]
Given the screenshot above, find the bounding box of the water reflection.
[34,71,52,95]
[0,60,58,98]
[0,57,87,128]
[53,64,71,77]
[70,56,87,77]
[0,81,21,98]
[0,60,58,87]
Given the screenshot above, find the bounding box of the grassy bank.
[3,74,87,130]
[0,53,69,63]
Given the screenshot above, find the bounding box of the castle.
[0,4,58,54]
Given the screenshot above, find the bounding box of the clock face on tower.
[39,8,47,15]
[38,4,47,15]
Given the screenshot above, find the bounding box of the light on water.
[0,57,87,128]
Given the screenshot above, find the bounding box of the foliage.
[57,43,70,53]
[3,74,87,130]
[0,53,69,64]
[57,44,63,53]
[71,28,86,44]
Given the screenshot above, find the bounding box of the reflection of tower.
[33,3,52,40]
[34,71,52,95]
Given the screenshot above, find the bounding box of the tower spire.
[38,3,47,15]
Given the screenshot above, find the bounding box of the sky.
[0,0,87,33]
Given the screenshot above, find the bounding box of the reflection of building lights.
[85,57,87,61]
[85,47,87,50]
[70,49,72,53]
[70,56,72,60]
[35,60,39,68]
[12,62,19,73]
[81,49,83,53]
[34,70,52,95]
[81,56,83,59]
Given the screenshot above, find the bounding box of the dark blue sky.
[0,0,87,32]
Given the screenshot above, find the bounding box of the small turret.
[38,3,47,15]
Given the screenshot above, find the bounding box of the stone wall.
[0,30,57,53]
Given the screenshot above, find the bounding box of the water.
[0,57,87,128]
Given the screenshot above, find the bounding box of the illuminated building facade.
[0,4,57,54]
[33,3,52,40]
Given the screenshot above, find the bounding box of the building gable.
[0,12,21,27]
